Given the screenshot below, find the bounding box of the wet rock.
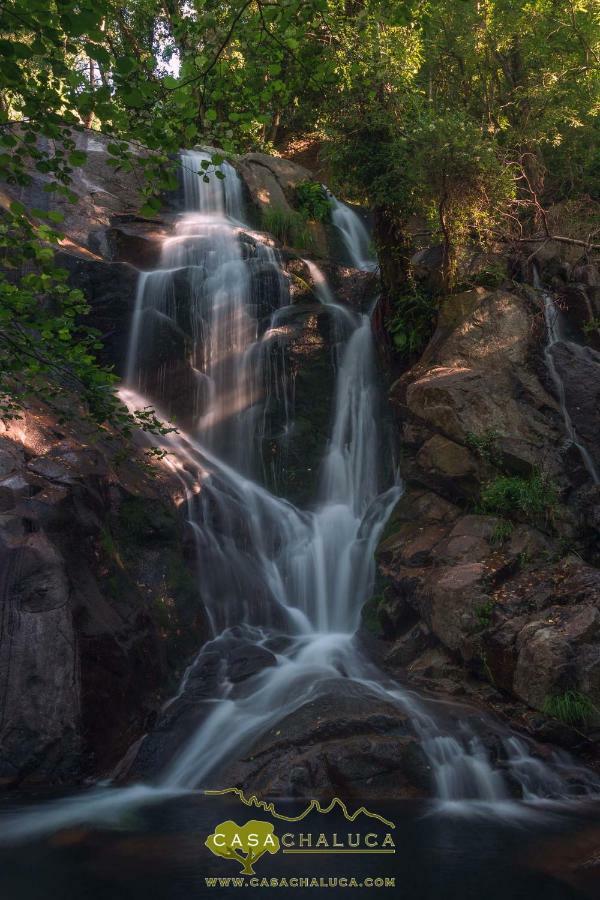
[261,303,336,506]
[223,684,432,800]
[0,529,79,784]
[385,622,433,667]
[89,220,166,269]
[227,645,278,683]
[550,341,600,473]
[378,593,416,637]
[247,259,291,319]
[56,251,139,376]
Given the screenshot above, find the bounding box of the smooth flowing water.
[330,195,377,271]
[1,152,599,849]
[536,271,600,484]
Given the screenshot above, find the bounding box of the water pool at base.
[1,794,600,900]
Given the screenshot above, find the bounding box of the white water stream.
[330,195,377,271]
[1,153,598,844]
[536,270,600,484]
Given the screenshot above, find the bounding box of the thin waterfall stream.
[2,152,600,845]
[534,267,600,484]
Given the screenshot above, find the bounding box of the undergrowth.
[386,287,437,358]
[262,206,314,250]
[479,472,559,526]
[295,181,331,222]
[542,691,597,727]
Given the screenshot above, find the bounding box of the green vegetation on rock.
[0,0,598,442]
[261,207,313,251]
[465,430,501,467]
[386,287,437,358]
[479,473,559,525]
[295,181,331,223]
[542,691,597,728]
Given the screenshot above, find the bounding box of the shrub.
[261,206,314,250]
[542,691,597,727]
[386,288,437,357]
[583,317,600,336]
[295,181,331,223]
[469,260,507,290]
[479,472,559,524]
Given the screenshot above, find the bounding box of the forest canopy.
[0,0,598,427]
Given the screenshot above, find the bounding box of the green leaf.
[85,43,111,66]
[123,88,145,108]
[68,150,87,167]
[115,56,137,75]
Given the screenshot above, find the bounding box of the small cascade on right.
[330,195,377,271]
[535,267,600,484]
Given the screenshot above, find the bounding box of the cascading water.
[2,153,599,845]
[534,268,600,484]
[330,195,377,271]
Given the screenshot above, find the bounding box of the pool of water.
[1,793,599,899]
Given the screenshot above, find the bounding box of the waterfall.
[330,195,377,271]
[534,268,599,483]
[1,153,599,845]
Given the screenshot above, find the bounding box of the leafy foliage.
[0,0,598,431]
[386,287,437,358]
[295,181,331,223]
[479,472,559,525]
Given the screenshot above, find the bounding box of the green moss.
[116,496,177,543]
[361,594,384,635]
[166,551,199,620]
[100,526,117,557]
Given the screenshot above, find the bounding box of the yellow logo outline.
[205,786,395,829]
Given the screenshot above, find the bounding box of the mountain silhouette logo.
[205,819,281,874]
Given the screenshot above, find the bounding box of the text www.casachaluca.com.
[204,876,396,888]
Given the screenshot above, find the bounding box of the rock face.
[0,407,208,785]
[376,278,600,747]
[550,341,600,474]
[235,153,313,217]
[221,684,432,801]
